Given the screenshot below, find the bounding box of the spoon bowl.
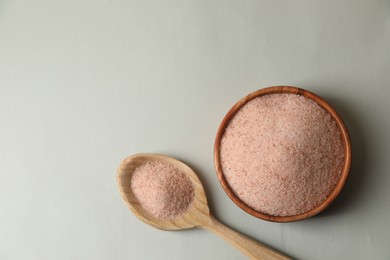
[117,153,291,259]
[117,153,210,230]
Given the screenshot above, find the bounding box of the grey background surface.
[1,0,389,259]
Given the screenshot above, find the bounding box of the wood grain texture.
[117,153,291,259]
[202,216,290,260]
[214,86,352,223]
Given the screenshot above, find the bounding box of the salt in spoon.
[117,153,291,260]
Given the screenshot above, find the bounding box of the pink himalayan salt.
[220,93,344,217]
[131,160,195,219]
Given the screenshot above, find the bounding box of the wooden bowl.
[214,86,352,222]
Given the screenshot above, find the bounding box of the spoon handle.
[202,216,291,260]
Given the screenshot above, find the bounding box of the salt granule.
[131,160,195,219]
[220,93,345,216]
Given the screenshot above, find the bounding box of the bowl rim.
[214,86,352,222]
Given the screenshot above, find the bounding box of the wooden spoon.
[117,153,291,260]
